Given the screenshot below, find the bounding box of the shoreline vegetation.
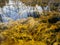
[0,12,60,45]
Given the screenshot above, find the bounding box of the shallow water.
[0,0,43,23]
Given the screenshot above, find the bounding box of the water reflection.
[0,0,43,22]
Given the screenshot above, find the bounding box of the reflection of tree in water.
[0,0,9,22]
[0,14,3,22]
[0,0,9,7]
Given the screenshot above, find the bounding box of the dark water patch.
[48,17,60,24]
